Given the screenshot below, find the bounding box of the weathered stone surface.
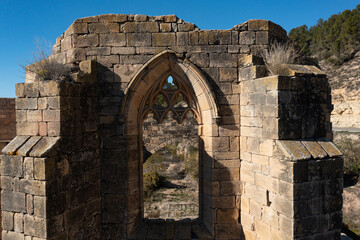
[2,14,342,240]
[300,140,328,159]
[317,139,342,157]
[2,190,26,212]
[2,136,29,155]
[1,155,23,177]
[24,215,47,238]
[277,140,312,161]
[17,136,42,156]
[29,137,60,157]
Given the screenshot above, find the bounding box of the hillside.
[289,4,360,128]
[320,51,360,128]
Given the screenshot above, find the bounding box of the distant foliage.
[288,4,360,65]
[335,137,360,177]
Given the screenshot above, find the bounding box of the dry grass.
[23,39,71,81]
[262,41,298,76]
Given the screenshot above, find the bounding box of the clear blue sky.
[0,0,358,98]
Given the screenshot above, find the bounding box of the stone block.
[134,14,148,22]
[217,209,239,223]
[164,15,177,22]
[152,33,176,46]
[67,23,88,34]
[2,190,26,212]
[243,183,267,205]
[97,55,119,68]
[15,83,25,97]
[98,14,127,23]
[160,23,171,32]
[255,219,271,239]
[1,155,23,177]
[239,31,256,45]
[14,213,24,233]
[27,194,34,215]
[100,33,126,46]
[212,196,235,208]
[219,68,237,82]
[215,223,242,239]
[88,23,119,33]
[277,140,312,161]
[248,20,270,30]
[17,136,42,156]
[17,122,39,136]
[67,48,86,63]
[16,98,37,110]
[1,176,14,191]
[210,30,232,45]
[61,36,72,51]
[34,158,55,180]
[209,53,237,67]
[114,64,142,83]
[38,122,47,136]
[27,110,42,122]
[2,231,25,240]
[24,83,39,97]
[34,196,46,218]
[42,110,60,122]
[39,81,60,97]
[24,215,47,238]
[2,211,14,230]
[73,34,99,48]
[29,137,60,157]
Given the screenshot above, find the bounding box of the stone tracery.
[140,74,200,124]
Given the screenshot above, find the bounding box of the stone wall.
[240,66,342,239]
[142,113,198,156]
[0,98,16,150]
[0,14,344,240]
[1,61,101,239]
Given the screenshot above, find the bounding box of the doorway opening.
[141,75,200,220]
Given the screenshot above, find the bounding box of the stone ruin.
[0,14,344,239]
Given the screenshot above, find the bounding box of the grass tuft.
[262,41,298,76]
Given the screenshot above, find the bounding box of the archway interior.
[141,74,200,220]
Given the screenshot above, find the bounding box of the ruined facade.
[1,14,343,240]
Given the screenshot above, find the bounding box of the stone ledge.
[277,138,342,161]
[2,136,60,157]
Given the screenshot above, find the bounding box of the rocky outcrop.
[320,51,360,128]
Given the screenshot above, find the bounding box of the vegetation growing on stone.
[289,4,360,65]
[23,39,71,80]
[262,41,298,75]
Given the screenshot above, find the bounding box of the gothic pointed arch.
[121,50,220,135]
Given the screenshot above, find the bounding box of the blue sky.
[0,0,358,98]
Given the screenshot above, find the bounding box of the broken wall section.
[240,64,343,240]
[1,61,101,239]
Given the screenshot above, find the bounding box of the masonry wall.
[240,71,342,240]
[46,15,287,239]
[1,61,101,239]
[2,14,342,240]
[142,113,198,155]
[0,98,16,150]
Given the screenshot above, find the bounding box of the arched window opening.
[141,74,200,220]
